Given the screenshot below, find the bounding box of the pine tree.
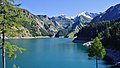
[88,37,106,68]
[0,0,25,68]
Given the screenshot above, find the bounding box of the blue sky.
[15,0,120,17]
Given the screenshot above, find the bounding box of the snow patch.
[79,11,93,19]
[70,16,75,19]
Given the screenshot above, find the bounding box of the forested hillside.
[75,18,120,50]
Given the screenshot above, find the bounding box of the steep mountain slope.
[2,8,98,38]
[9,9,76,38]
[74,18,120,50]
[37,15,58,36]
[74,11,99,24]
[91,4,120,23]
[55,12,98,38]
[17,9,59,37]
[20,10,76,37]
[74,3,120,50]
[71,12,99,32]
[50,15,75,37]
[74,3,120,40]
[50,15,74,29]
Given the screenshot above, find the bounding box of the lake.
[0,38,110,68]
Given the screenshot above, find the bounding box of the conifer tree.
[88,37,106,68]
[0,0,25,68]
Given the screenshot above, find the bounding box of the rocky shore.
[73,39,120,67]
[72,39,86,43]
[104,49,120,67]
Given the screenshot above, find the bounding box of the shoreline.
[73,39,120,67]
[73,39,92,46]
[104,49,120,67]
[4,36,50,39]
[3,37,120,67]
[72,39,87,43]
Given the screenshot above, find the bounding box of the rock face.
[2,8,98,38]
[20,9,59,37]
[91,4,120,23]
[50,14,74,29]
[18,10,77,37]
[17,9,100,38]
[55,12,98,38]
[21,11,99,38]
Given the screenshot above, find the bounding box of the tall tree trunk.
[2,23,6,68]
[96,56,98,68]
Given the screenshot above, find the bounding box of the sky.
[15,0,120,17]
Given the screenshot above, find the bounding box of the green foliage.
[4,42,26,59]
[39,27,49,36]
[55,29,69,37]
[88,37,106,59]
[19,11,55,36]
[0,0,25,37]
[79,15,91,24]
[13,64,17,68]
[88,37,106,68]
[67,30,77,38]
[13,64,20,68]
[0,0,26,68]
[77,21,111,40]
[76,18,120,50]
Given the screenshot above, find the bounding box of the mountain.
[74,11,99,24]
[74,18,120,50]
[37,15,58,35]
[15,10,99,38]
[50,14,74,29]
[19,10,75,38]
[14,9,59,37]
[55,12,99,38]
[74,3,120,50]
[50,15,74,37]
[91,4,120,23]
[2,8,98,38]
[75,3,120,40]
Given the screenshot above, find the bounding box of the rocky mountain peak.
[91,3,120,23]
[79,11,99,19]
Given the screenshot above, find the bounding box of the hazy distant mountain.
[91,3,120,23]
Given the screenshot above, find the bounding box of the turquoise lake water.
[0,38,110,68]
